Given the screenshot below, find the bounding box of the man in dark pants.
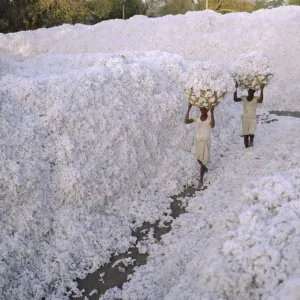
[234,83,265,148]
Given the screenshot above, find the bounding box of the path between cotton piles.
[75,112,300,300]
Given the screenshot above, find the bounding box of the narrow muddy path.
[71,186,197,300]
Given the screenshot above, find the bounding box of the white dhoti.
[195,139,211,165]
[241,116,257,135]
[241,96,258,135]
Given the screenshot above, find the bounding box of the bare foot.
[197,181,204,189]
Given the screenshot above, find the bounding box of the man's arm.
[234,82,242,102]
[184,102,194,124]
[210,107,215,128]
[258,84,265,103]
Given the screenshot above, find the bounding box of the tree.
[254,0,284,9]
[26,0,88,29]
[288,0,300,4]
[160,0,195,15]
[0,0,14,33]
[0,0,90,32]
[219,0,254,12]
[107,0,142,20]
[195,0,254,12]
[84,0,114,22]
[0,0,118,33]
[137,0,162,16]
[195,0,225,10]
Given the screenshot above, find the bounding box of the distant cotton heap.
[1,6,300,109]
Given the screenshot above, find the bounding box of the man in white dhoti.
[234,83,265,148]
[185,102,215,189]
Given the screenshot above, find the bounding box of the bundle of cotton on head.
[180,61,235,108]
[234,52,273,91]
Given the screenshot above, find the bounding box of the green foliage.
[195,0,254,12]
[254,0,284,10]
[0,0,88,32]
[254,0,268,9]
[0,0,143,33]
[107,0,142,20]
[220,0,254,12]
[288,0,300,5]
[27,0,88,28]
[160,0,196,15]
[85,0,114,21]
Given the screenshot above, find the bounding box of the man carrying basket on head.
[233,83,265,148]
[185,103,215,189]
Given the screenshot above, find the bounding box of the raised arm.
[258,84,265,103]
[234,82,242,102]
[210,107,215,128]
[184,102,194,124]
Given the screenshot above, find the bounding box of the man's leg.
[197,160,207,187]
[242,117,249,148]
[249,134,254,147]
[244,135,249,148]
[249,119,256,147]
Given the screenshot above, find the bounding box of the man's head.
[248,89,256,97]
[199,107,208,116]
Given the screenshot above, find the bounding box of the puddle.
[270,111,300,118]
[70,185,197,299]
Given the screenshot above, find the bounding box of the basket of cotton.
[234,52,274,90]
[181,61,235,108]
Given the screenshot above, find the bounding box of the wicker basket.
[235,73,273,90]
[187,87,225,108]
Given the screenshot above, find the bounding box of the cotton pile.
[1,6,300,109]
[0,51,197,300]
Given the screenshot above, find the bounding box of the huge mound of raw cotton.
[0,51,200,299]
[1,6,300,109]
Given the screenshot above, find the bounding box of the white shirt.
[193,115,211,141]
[242,96,259,119]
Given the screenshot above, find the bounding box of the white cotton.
[234,52,274,90]
[0,51,198,300]
[89,289,98,296]
[1,7,300,110]
[180,61,235,107]
[277,277,300,300]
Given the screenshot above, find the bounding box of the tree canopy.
[0,0,143,33]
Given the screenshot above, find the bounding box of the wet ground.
[71,186,197,300]
[270,110,300,118]
[70,110,300,300]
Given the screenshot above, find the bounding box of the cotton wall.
[0,51,199,299]
[1,7,300,110]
